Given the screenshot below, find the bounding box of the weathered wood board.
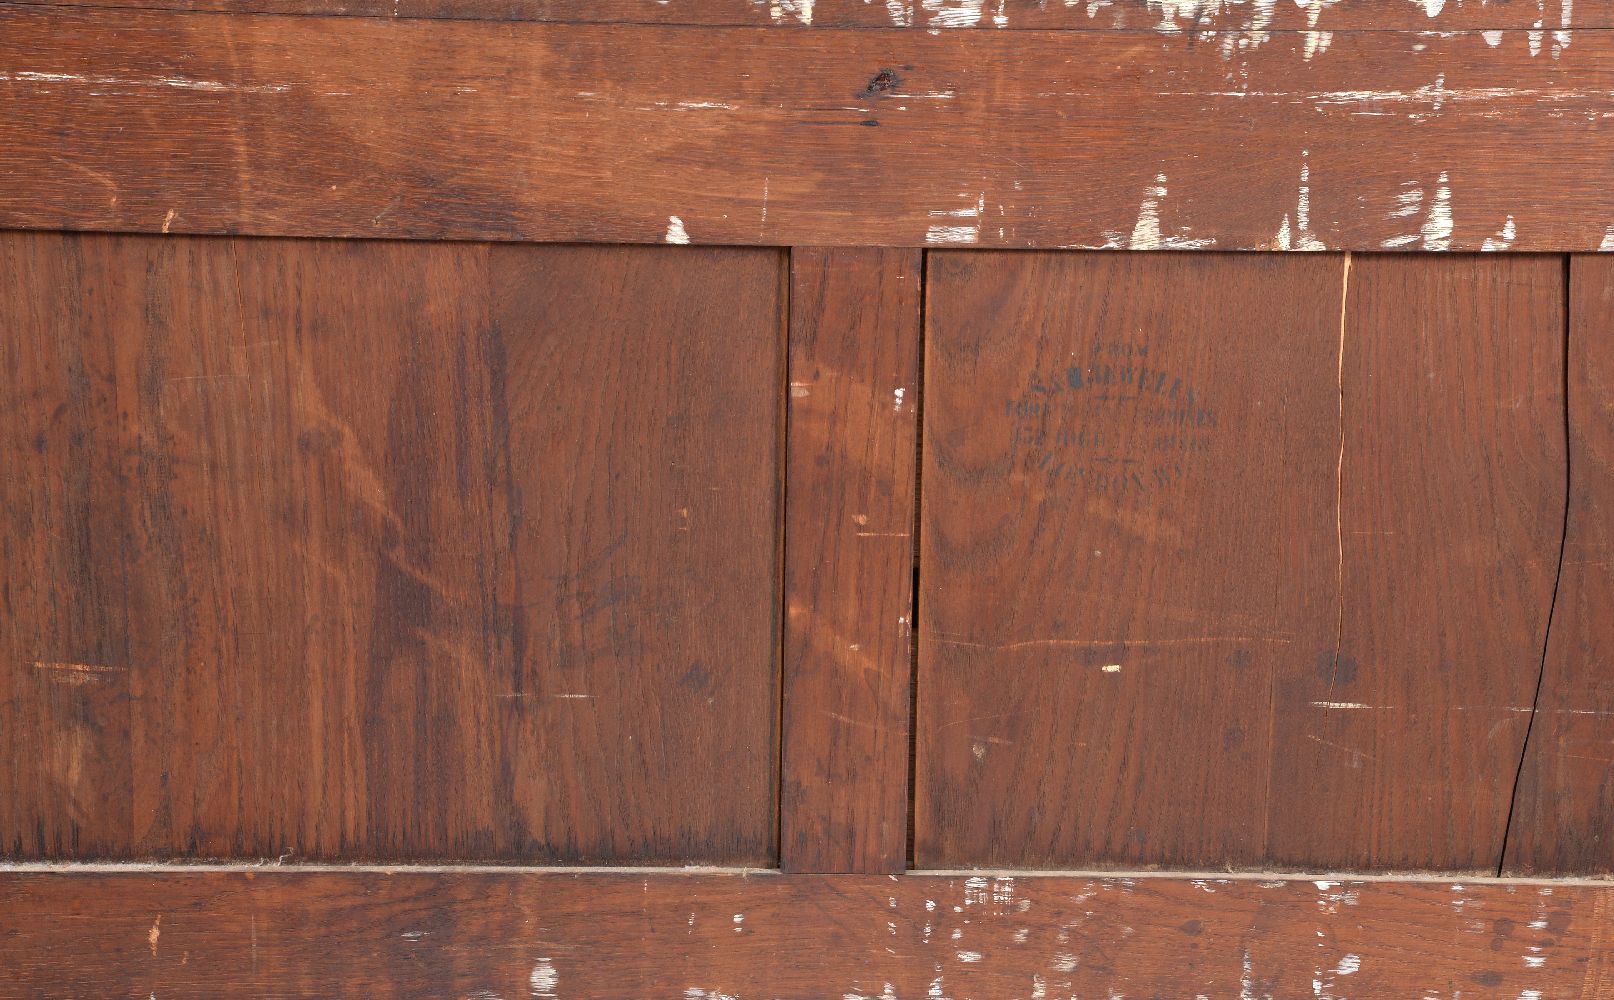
[0,0,1593,30]
[4,7,1614,250]
[3,867,1613,997]
[0,232,784,862]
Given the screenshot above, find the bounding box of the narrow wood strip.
[780,248,920,874]
[1504,256,1614,876]
[3,868,1613,996]
[0,0,1586,30]
[4,8,1614,250]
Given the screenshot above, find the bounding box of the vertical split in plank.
[1266,255,1566,871]
[781,247,921,874]
[1504,256,1610,876]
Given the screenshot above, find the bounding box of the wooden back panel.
[0,233,784,862]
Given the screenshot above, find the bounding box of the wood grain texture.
[917,252,1565,872]
[4,867,1614,997]
[780,248,920,874]
[0,232,784,863]
[4,8,1614,250]
[0,0,1587,30]
[1504,256,1613,877]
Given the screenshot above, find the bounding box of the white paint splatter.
[1414,0,1445,16]
[922,0,987,26]
[1482,215,1517,251]
[1101,664,1122,673]
[665,216,690,244]
[1129,173,1214,250]
[767,0,815,23]
[957,950,983,962]
[1482,29,1504,46]
[1052,952,1080,972]
[894,387,907,411]
[1335,954,1361,975]
[1600,226,1614,251]
[1311,701,1372,709]
[1420,171,1453,250]
[529,958,558,998]
[1554,0,1573,57]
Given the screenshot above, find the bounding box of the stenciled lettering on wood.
[1007,341,1217,500]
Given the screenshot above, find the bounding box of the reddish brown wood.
[3,868,1614,996]
[3,9,1614,250]
[0,0,1585,29]
[1504,256,1612,877]
[917,252,1565,872]
[780,247,920,874]
[0,232,783,862]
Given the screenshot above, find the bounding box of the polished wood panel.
[917,252,1565,872]
[780,248,920,874]
[4,867,1614,996]
[4,8,1614,250]
[0,232,783,862]
[1,0,1583,29]
[1504,256,1612,877]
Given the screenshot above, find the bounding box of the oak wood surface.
[780,247,921,874]
[917,252,1566,872]
[0,0,1585,29]
[0,232,784,863]
[4,8,1614,250]
[1504,255,1614,876]
[3,867,1613,997]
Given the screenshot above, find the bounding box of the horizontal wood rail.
[4,865,1614,997]
[0,0,1596,30]
[4,6,1614,251]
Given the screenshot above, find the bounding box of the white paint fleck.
[923,0,987,27]
[1052,952,1080,972]
[1336,954,1361,975]
[1031,975,1047,1000]
[1101,664,1122,673]
[665,216,690,244]
[529,958,558,998]
[1482,29,1504,46]
[1601,226,1614,251]
[1130,172,1213,250]
[926,226,979,244]
[1415,0,1445,16]
[1420,171,1453,250]
[957,950,983,962]
[894,387,907,411]
[1520,992,1544,1000]
[768,0,815,24]
[1555,0,1573,57]
[1482,215,1517,251]
[1311,701,1372,709]
[1013,928,1030,943]
[1529,20,1545,57]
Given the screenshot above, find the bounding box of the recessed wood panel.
[917,252,1564,872]
[0,232,783,862]
[5,9,1614,251]
[1504,255,1614,876]
[4,867,1614,997]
